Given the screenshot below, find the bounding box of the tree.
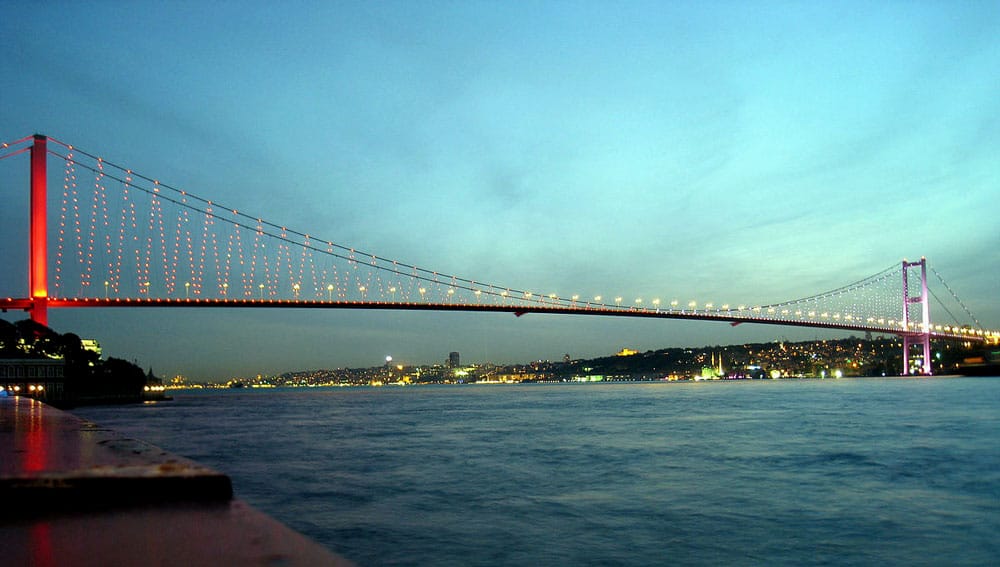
[97,358,147,397]
[0,319,17,355]
[13,319,60,357]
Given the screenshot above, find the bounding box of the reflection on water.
[77,378,1000,566]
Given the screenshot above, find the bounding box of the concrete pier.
[0,396,352,566]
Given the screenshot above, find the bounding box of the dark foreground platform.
[0,395,352,566]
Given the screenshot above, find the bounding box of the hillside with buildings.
[0,319,164,407]
[193,335,983,389]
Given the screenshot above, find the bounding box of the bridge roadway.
[0,296,989,342]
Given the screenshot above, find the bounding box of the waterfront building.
[0,358,66,401]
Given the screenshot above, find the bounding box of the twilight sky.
[1,2,998,381]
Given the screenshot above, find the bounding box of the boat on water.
[956,362,1000,377]
[956,349,1000,377]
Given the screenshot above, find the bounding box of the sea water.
[75,378,1000,566]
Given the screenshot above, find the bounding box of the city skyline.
[191,334,961,387]
[2,2,998,380]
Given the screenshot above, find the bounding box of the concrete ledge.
[1,395,232,515]
[0,396,352,566]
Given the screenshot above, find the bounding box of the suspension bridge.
[1,134,996,375]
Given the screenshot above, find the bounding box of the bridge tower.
[901,258,931,375]
[29,134,49,327]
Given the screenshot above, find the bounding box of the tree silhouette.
[13,319,60,357]
[0,319,16,355]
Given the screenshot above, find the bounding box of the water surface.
[76,378,1000,566]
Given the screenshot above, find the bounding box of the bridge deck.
[0,296,989,342]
